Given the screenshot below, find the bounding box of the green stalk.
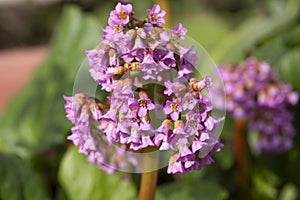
[233,119,251,199]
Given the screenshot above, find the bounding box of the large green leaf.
[252,166,279,200]
[209,0,299,64]
[253,21,300,91]
[0,6,101,157]
[58,146,137,200]
[277,47,300,90]
[251,21,300,91]
[0,153,50,200]
[279,184,298,200]
[180,7,230,52]
[156,181,228,200]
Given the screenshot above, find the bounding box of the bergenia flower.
[164,99,182,121]
[146,4,166,26]
[172,23,187,40]
[182,93,197,110]
[218,57,299,153]
[129,95,155,118]
[109,3,132,26]
[64,3,223,174]
[164,80,185,96]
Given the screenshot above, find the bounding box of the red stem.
[234,119,251,199]
[138,170,158,200]
[138,147,159,200]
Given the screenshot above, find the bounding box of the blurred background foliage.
[0,0,300,199]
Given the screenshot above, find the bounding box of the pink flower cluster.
[218,57,298,153]
[64,3,223,174]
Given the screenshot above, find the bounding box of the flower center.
[171,103,178,112]
[151,14,158,21]
[114,25,122,33]
[188,121,196,128]
[186,98,192,104]
[139,100,147,108]
[118,11,128,19]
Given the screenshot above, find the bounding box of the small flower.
[164,81,186,96]
[63,96,79,124]
[172,23,187,40]
[167,154,184,174]
[77,105,90,126]
[153,49,176,69]
[164,99,182,121]
[178,64,192,78]
[109,3,132,26]
[177,138,192,157]
[129,97,155,118]
[146,4,166,26]
[102,24,124,41]
[198,76,212,89]
[121,48,146,63]
[154,119,172,146]
[140,54,158,80]
[184,112,203,135]
[86,49,108,83]
[90,103,102,120]
[192,139,204,153]
[182,93,197,110]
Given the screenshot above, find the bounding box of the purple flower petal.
[138,107,148,117]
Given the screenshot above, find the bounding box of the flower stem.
[139,2,169,199]
[233,119,251,199]
[138,170,158,200]
[138,148,159,200]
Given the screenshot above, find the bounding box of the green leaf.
[282,24,300,46]
[252,167,279,200]
[277,47,300,90]
[156,181,228,200]
[252,22,300,72]
[0,153,50,200]
[279,184,298,200]
[253,37,287,65]
[58,147,137,200]
[0,5,102,157]
[156,187,193,200]
[180,9,230,52]
[209,0,299,64]
[214,145,234,170]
